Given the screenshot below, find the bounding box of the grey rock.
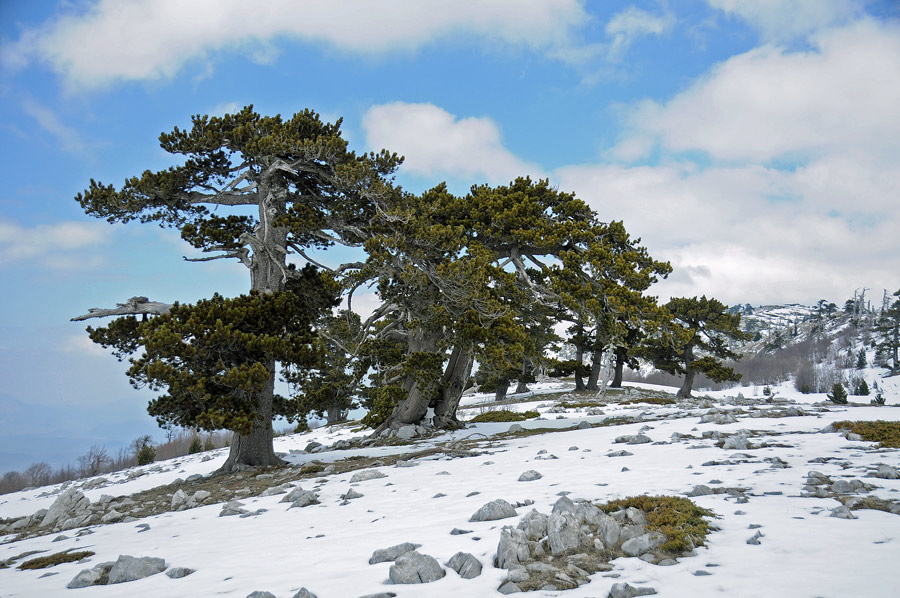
[723,432,748,450]
[100,509,124,524]
[498,581,522,594]
[171,489,188,509]
[686,484,715,497]
[470,498,517,521]
[747,530,764,545]
[614,434,651,444]
[166,567,195,579]
[395,425,418,440]
[506,567,530,582]
[350,470,387,483]
[609,582,658,598]
[292,589,319,598]
[552,495,577,515]
[621,532,666,557]
[369,542,422,564]
[548,511,582,554]
[497,526,531,569]
[607,450,633,457]
[518,470,542,482]
[305,441,323,452]
[260,486,287,497]
[67,562,115,588]
[289,491,320,508]
[871,464,900,479]
[41,488,91,528]
[694,569,712,576]
[341,489,364,500]
[517,509,549,540]
[450,528,472,535]
[847,433,864,441]
[445,552,482,578]
[508,424,524,433]
[830,505,857,519]
[578,420,593,428]
[187,490,211,507]
[597,517,622,548]
[625,507,646,525]
[246,593,276,598]
[108,554,167,584]
[620,524,646,541]
[831,480,854,494]
[357,594,396,598]
[388,551,445,584]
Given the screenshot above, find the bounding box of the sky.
[1,0,899,472]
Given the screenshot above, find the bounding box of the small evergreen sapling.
[188,436,203,454]
[827,383,848,405]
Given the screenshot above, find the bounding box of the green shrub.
[468,410,539,423]
[188,436,203,454]
[18,550,95,570]
[136,443,156,465]
[620,397,676,406]
[827,383,848,405]
[833,420,900,448]
[853,379,869,396]
[598,495,714,554]
[203,437,215,451]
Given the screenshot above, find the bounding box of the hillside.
[2,380,899,597]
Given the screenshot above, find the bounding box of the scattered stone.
[305,442,323,452]
[723,432,749,450]
[166,567,195,579]
[341,489,364,501]
[609,582,658,598]
[445,552,482,578]
[747,531,764,545]
[470,499,517,522]
[107,555,167,584]
[700,410,737,425]
[518,470,542,482]
[615,434,651,445]
[451,528,472,535]
[67,562,115,589]
[496,527,531,569]
[517,509,549,540]
[830,505,857,519]
[870,464,900,479]
[395,425,418,440]
[41,488,91,529]
[100,509,124,524]
[498,581,522,594]
[621,532,666,557]
[607,450,633,457]
[171,489,188,509]
[292,589,318,598]
[388,551,445,584]
[694,569,712,576]
[246,592,276,598]
[350,470,387,483]
[369,542,422,564]
[686,485,714,497]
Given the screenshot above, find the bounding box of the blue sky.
[1,0,899,472]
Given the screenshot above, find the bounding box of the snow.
[3,380,900,597]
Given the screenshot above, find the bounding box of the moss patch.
[468,410,539,423]
[17,550,95,570]
[559,401,607,409]
[833,420,900,448]
[620,397,676,406]
[597,495,715,554]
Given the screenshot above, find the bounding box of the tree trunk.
[432,343,474,429]
[514,361,530,394]
[495,378,510,402]
[586,349,603,391]
[574,347,585,391]
[677,343,695,398]
[219,364,283,472]
[610,349,625,388]
[326,402,345,426]
[219,181,289,471]
[376,329,442,432]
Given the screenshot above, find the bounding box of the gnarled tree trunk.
[586,349,603,391]
[432,343,474,429]
[610,349,625,388]
[376,329,442,433]
[574,347,586,391]
[220,365,280,472]
[677,343,695,398]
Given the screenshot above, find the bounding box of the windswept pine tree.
[73,107,400,471]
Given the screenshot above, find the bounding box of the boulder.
[369,542,421,564]
[388,551,445,584]
[41,488,91,528]
[282,487,319,508]
[830,505,856,519]
[518,470,542,482]
[67,562,115,588]
[517,509,548,540]
[871,464,900,479]
[609,582,658,598]
[597,517,622,548]
[470,499,517,522]
[292,589,318,598]
[350,470,387,483]
[186,490,211,507]
[395,425,418,440]
[548,511,582,554]
[723,432,748,450]
[107,555,167,584]
[496,526,531,569]
[247,592,276,598]
[171,489,187,509]
[445,552,482,579]
[621,532,666,557]
[166,567,195,579]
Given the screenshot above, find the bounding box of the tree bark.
[574,347,585,391]
[610,349,625,388]
[432,343,474,429]
[326,402,345,426]
[376,329,442,432]
[677,343,695,398]
[586,349,603,391]
[219,364,282,472]
[71,297,172,321]
[494,378,510,402]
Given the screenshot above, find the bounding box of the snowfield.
[2,380,900,598]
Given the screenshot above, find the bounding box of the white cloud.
[0,220,110,269]
[706,0,864,42]
[605,6,675,60]
[20,97,88,155]
[363,102,543,184]
[1,0,588,90]
[617,19,900,163]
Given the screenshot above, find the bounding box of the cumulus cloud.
[605,6,675,60]
[706,0,865,42]
[617,19,900,163]
[363,102,543,184]
[1,0,588,90]
[0,220,110,269]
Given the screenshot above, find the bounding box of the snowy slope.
[2,381,900,598]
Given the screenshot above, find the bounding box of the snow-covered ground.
[2,380,900,597]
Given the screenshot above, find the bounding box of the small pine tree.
[188,436,203,454]
[136,443,156,466]
[827,382,848,405]
[856,349,867,369]
[853,379,870,396]
[203,437,215,452]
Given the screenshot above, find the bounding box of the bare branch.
[71,296,172,321]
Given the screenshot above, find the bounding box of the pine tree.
[827,382,848,405]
